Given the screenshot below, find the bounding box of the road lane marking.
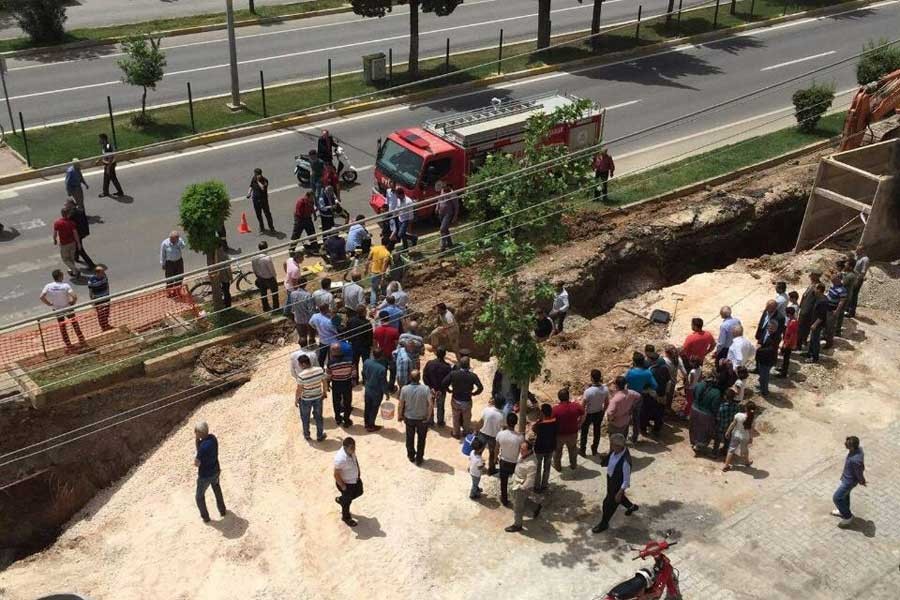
[0,255,59,280]
[760,50,836,71]
[14,218,46,231]
[0,190,20,201]
[229,165,373,203]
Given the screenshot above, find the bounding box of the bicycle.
[188,266,256,301]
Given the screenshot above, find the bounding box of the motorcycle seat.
[608,572,652,599]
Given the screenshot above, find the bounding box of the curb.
[0,4,357,59]
[0,0,870,186]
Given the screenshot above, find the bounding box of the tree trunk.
[408,0,420,79]
[141,87,147,118]
[537,0,552,49]
[666,0,676,23]
[249,0,256,13]
[730,0,737,14]
[590,0,602,53]
[517,382,529,434]
[206,251,225,311]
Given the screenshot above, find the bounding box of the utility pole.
[225,0,243,110]
[0,58,14,135]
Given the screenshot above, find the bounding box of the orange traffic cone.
[238,212,251,234]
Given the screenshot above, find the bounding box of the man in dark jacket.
[593,433,638,533]
[797,271,821,349]
[423,347,452,427]
[64,199,95,269]
[441,357,484,439]
[755,299,785,343]
[832,436,866,527]
[754,319,781,397]
[317,129,337,165]
[347,304,373,385]
[194,421,227,523]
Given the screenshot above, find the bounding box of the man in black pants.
[579,369,608,456]
[593,433,639,533]
[194,421,227,523]
[97,133,124,197]
[247,168,275,232]
[326,343,354,427]
[334,437,363,527]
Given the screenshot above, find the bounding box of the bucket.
[380,401,395,420]
[461,433,476,456]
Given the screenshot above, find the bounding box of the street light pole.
[225,0,243,110]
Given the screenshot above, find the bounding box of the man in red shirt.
[552,388,585,471]
[592,148,615,203]
[777,305,800,377]
[52,208,80,277]
[290,191,319,254]
[373,310,400,390]
[681,317,716,366]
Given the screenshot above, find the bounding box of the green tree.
[1,0,67,43]
[791,82,835,133]
[475,278,554,433]
[856,39,900,85]
[350,0,462,79]
[179,181,231,310]
[117,36,167,125]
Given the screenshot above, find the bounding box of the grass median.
[0,0,349,54]
[6,0,854,169]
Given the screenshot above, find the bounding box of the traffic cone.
[238,212,251,234]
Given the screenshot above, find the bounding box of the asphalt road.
[0,0,897,326]
[2,0,702,128]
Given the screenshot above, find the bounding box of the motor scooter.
[601,539,682,600]
[294,145,359,186]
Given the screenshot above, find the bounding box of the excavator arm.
[840,68,900,151]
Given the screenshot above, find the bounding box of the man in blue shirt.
[194,421,226,523]
[832,435,866,527]
[823,273,848,348]
[87,264,113,331]
[625,352,657,393]
[309,304,339,367]
[346,215,371,255]
[380,294,405,331]
[64,159,89,210]
[716,305,741,362]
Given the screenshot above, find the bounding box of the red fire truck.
[372,91,605,219]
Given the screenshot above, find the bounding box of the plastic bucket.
[461,433,476,456]
[380,401,395,420]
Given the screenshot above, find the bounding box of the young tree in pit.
[475,278,554,434]
[180,181,231,310]
[350,0,462,78]
[118,36,167,125]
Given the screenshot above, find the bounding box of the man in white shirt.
[160,231,186,296]
[847,245,869,318]
[549,282,569,334]
[592,433,638,533]
[342,271,367,312]
[396,190,418,249]
[496,413,524,508]
[40,269,86,349]
[477,396,504,475]
[727,324,756,368]
[333,437,362,527]
[251,241,280,313]
[579,369,609,457]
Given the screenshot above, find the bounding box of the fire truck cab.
[373,92,605,219]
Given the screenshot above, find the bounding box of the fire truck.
[372,91,605,219]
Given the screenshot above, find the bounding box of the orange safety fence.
[0,286,198,371]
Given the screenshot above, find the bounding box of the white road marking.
[0,255,59,280]
[14,218,46,231]
[0,204,28,217]
[0,190,20,201]
[760,50,836,71]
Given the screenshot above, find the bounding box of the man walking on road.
[592,433,638,533]
[247,168,275,233]
[52,207,81,277]
[64,200,96,269]
[505,441,543,533]
[592,148,615,202]
[97,133,124,198]
[398,369,433,465]
[194,421,226,523]
[832,435,866,528]
[294,354,327,442]
[65,159,89,210]
[579,369,608,457]
[251,241,280,313]
[334,437,363,527]
[40,269,87,350]
[290,191,319,254]
[160,231,186,296]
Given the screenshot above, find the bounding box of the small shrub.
[3,0,67,44]
[856,39,900,85]
[792,82,835,133]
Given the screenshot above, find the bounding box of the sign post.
[0,58,15,135]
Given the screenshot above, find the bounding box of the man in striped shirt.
[326,343,355,428]
[294,354,327,442]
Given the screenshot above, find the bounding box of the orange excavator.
[840,68,900,150]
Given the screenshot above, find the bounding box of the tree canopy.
[118,36,167,124]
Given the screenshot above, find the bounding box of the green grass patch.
[0,0,349,54]
[7,0,854,168]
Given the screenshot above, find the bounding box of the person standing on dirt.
[727,324,755,369]
[294,353,328,441]
[313,278,335,313]
[289,280,316,348]
[247,168,275,233]
[592,433,637,534]
[604,376,638,440]
[441,356,484,439]
[505,440,543,533]
[194,421,227,523]
[97,133,124,198]
[832,435,866,528]
[579,369,608,457]
[326,342,355,428]
[436,184,460,252]
[823,273,848,349]
[497,413,524,507]
[310,304,340,367]
[755,300,784,347]
[424,346,452,427]
[362,349,389,432]
[347,304,372,385]
[367,235,392,305]
[552,388,585,471]
[836,261,858,338]
[805,283,829,363]
[290,191,319,255]
[531,404,558,493]
[64,159,89,210]
[346,215,371,256]
[797,271,821,350]
[160,231,186,296]
[777,305,799,378]
[592,148,615,203]
[477,395,504,476]
[681,317,716,369]
[398,369,433,465]
[251,241,280,313]
[846,245,869,318]
[715,306,741,362]
[549,282,569,334]
[334,437,363,527]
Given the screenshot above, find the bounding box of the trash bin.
[363,53,387,85]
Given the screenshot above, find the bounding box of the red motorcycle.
[601,539,682,600]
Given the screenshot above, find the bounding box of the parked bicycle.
[188,266,256,301]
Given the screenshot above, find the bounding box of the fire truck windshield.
[376,139,423,188]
